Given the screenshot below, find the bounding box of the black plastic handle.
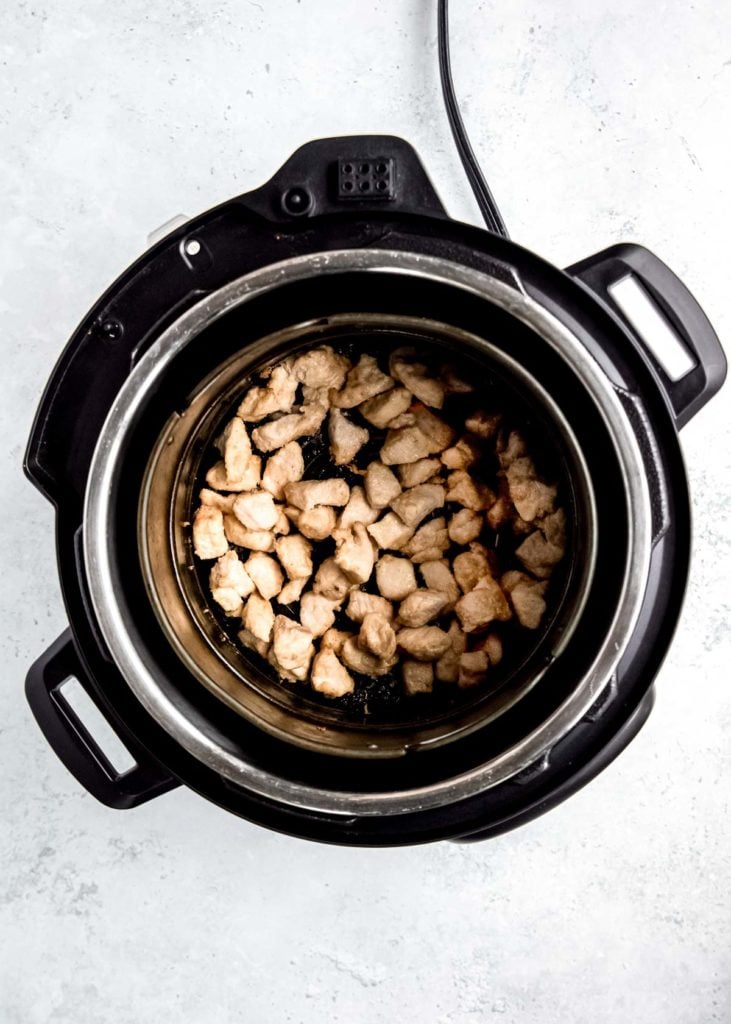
[26,630,179,808]
[567,243,726,429]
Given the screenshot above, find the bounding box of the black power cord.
[437,0,509,237]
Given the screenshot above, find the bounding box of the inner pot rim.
[83,248,652,817]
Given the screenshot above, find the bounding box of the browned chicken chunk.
[402,660,434,695]
[222,515,276,551]
[232,489,279,531]
[397,626,452,661]
[313,557,354,603]
[320,628,354,654]
[390,483,446,528]
[465,410,502,440]
[333,522,375,584]
[244,552,284,600]
[269,615,315,682]
[331,354,394,408]
[252,403,327,452]
[367,512,415,551]
[242,593,275,644]
[397,458,441,488]
[237,363,299,422]
[364,461,401,509]
[205,455,262,493]
[435,620,467,683]
[292,345,351,391]
[359,612,397,660]
[300,592,338,638]
[345,590,394,623]
[376,555,417,601]
[448,508,483,545]
[380,425,435,465]
[420,559,460,611]
[398,588,448,627]
[458,651,489,687]
[389,349,445,408]
[340,637,396,677]
[216,416,253,482]
[338,486,379,529]
[278,577,307,605]
[328,409,369,465]
[310,648,355,698]
[286,505,338,541]
[359,387,412,428]
[261,441,304,500]
[455,578,512,632]
[275,534,313,580]
[284,478,350,511]
[193,506,228,560]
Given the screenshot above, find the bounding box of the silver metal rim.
[84,248,652,817]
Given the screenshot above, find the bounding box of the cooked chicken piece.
[455,578,512,633]
[446,470,495,511]
[222,516,275,551]
[192,506,228,560]
[398,589,448,628]
[411,406,455,453]
[199,488,236,512]
[209,550,255,599]
[359,612,397,660]
[243,551,284,600]
[237,363,299,422]
[440,363,475,394]
[448,508,483,545]
[232,489,279,531]
[419,559,460,612]
[333,522,375,584]
[242,593,275,643]
[359,387,412,428]
[367,512,415,551]
[376,555,417,601]
[321,627,354,654]
[402,660,434,695]
[273,509,290,535]
[486,494,513,531]
[216,416,253,481]
[501,570,548,629]
[261,441,305,500]
[300,592,338,638]
[465,410,502,440]
[340,637,397,677]
[441,435,482,471]
[473,631,504,666]
[310,648,355,698]
[331,354,394,409]
[210,587,243,615]
[540,508,567,548]
[389,349,445,408]
[402,517,449,561]
[496,429,528,468]
[275,534,313,580]
[364,461,401,509]
[286,505,338,541]
[338,486,379,529]
[435,620,467,683]
[313,557,353,604]
[284,478,350,511]
[328,409,369,465]
[269,615,315,682]
[252,402,327,452]
[453,548,492,593]
[390,483,445,528]
[237,627,270,659]
[387,411,416,430]
[397,458,441,488]
[205,456,262,493]
[278,577,307,605]
[515,529,564,579]
[345,590,393,623]
[292,345,351,391]
[380,425,435,465]
[508,475,557,522]
[459,651,489,688]
[396,626,452,661]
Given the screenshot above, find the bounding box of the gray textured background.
[1,2,729,1021]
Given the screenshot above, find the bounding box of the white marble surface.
[1,2,729,1021]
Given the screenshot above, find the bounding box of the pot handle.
[566,243,726,428]
[26,630,179,809]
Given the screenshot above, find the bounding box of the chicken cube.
[292,345,351,391]
[402,660,434,695]
[205,455,262,493]
[216,416,252,481]
[367,512,415,551]
[474,632,504,666]
[328,408,369,465]
[455,578,512,632]
[232,489,279,531]
[199,488,236,513]
[331,354,394,408]
[501,571,548,629]
[284,478,350,511]
[446,470,495,511]
[209,550,255,599]
[398,589,448,628]
[397,458,441,488]
[441,435,482,471]
[244,552,284,600]
[278,577,307,605]
[320,627,354,654]
[359,387,412,428]
[496,429,528,468]
[402,517,449,561]
[452,548,491,593]
[192,506,228,560]
[389,349,445,408]
[275,534,313,580]
[313,557,353,603]
[242,593,275,644]
[396,626,452,661]
[359,612,397,660]
[419,559,460,612]
[222,516,275,552]
[458,651,489,688]
[375,555,417,601]
[515,530,565,579]
[261,441,304,500]
[285,505,338,541]
[273,509,290,535]
[486,494,513,531]
[380,425,435,465]
[435,620,467,683]
[465,410,502,440]
[338,486,379,529]
[505,466,557,523]
[237,363,299,422]
[364,461,401,509]
[448,508,483,545]
[333,522,375,584]
[390,483,445,528]
[340,637,396,677]
[252,402,327,452]
[269,615,315,682]
[310,648,355,698]
[540,508,567,548]
[300,592,338,638]
[345,591,393,623]
[411,407,455,453]
[210,587,243,615]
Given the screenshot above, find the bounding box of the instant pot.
[25,135,726,845]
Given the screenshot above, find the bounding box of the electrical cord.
[437,0,509,237]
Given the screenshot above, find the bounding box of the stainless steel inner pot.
[84,249,652,816]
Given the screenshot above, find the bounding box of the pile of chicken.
[191,345,566,699]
